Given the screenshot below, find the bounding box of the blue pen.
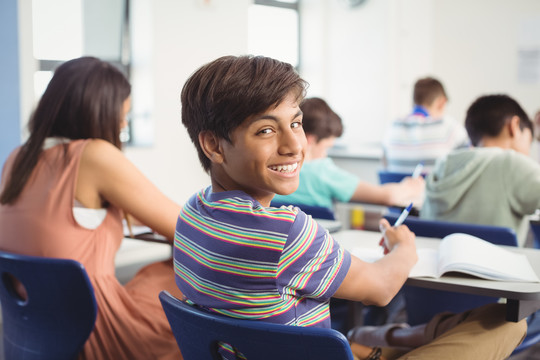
[412,163,424,179]
[393,202,413,227]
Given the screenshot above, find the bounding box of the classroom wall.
[123,0,251,205]
[9,0,250,206]
[432,0,540,126]
[300,0,433,146]
[300,0,540,146]
[8,0,540,206]
[0,0,21,167]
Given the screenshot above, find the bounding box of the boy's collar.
[205,186,263,206]
[411,105,430,117]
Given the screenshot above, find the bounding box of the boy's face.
[214,91,306,206]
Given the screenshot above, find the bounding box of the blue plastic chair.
[159,290,354,360]
[377,170,425,216]
[384,213,518,247]
[377,170,415,184]
[0,251,97,360]
[271,201,336,220]
[529,220,540,249]
[383,214,517,325]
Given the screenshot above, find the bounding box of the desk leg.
[506,299,540,322]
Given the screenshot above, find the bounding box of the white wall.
[14,0,540,204]
[124,0,251,205]
[432,0,540,124]
[300,0,540,147]
[300,0,434,146]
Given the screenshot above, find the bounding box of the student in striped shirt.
[174,55,526,360]
[382,77,470,173]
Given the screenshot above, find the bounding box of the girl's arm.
[76,139,181,242]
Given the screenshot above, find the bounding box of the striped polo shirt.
[383,107,470,173]
[174,186,351,329]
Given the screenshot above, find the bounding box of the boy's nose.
[278,130,304,155]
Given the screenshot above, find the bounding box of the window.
[31,0,152,146]
[248,0,300,68]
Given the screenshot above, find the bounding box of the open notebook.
[352,233,540,283]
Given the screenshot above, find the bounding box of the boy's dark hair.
[413,77,447,107]
[301,97,343,141]
[465,94,533,146]
[181,55,308,172]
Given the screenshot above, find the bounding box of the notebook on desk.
[352,233,540,283]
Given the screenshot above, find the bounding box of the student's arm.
[333,219,417,306]
[349,177,425,207]
[506,152,540,215]
[76,139,181,242]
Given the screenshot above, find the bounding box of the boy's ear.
[198,131,224,164]
[434,95,447,111]
[306,134,319,146]
[508,115,521,138]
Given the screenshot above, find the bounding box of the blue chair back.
[0,251,97,360]
[377,170,425,215]
[271,201,336,220]
[377,170,414,184]
[383,213,518,246]
[529,220,540,248]
[159,291,354,360]
[383,214,517,325]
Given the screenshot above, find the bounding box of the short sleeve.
[276,211,351,300]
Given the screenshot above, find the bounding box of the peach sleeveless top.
[0,140,183,360]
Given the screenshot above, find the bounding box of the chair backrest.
[377,170,423,184]
[0,251,97,360]
[377,170,425,215]
[271,201,336,220]
[383,213,518,246]
[382,214,517,325]
[529,220,540,248]
[159,291,354,360]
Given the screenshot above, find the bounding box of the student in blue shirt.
[273,97,425,211]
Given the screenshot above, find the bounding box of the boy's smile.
[209,92,306,207]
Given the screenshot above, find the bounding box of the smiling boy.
[174,55,526,360]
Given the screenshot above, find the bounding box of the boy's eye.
[258,128,273,135]
[291,121,302,129]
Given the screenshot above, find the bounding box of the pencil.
[412,163,424,179]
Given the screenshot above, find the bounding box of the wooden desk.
[332,229,540,322]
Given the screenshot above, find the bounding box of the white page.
[437,233,540,282]
[409,248,439,278]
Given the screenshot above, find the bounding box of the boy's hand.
[378,218,416,255]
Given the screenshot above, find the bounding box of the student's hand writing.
[378,218,416,255]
